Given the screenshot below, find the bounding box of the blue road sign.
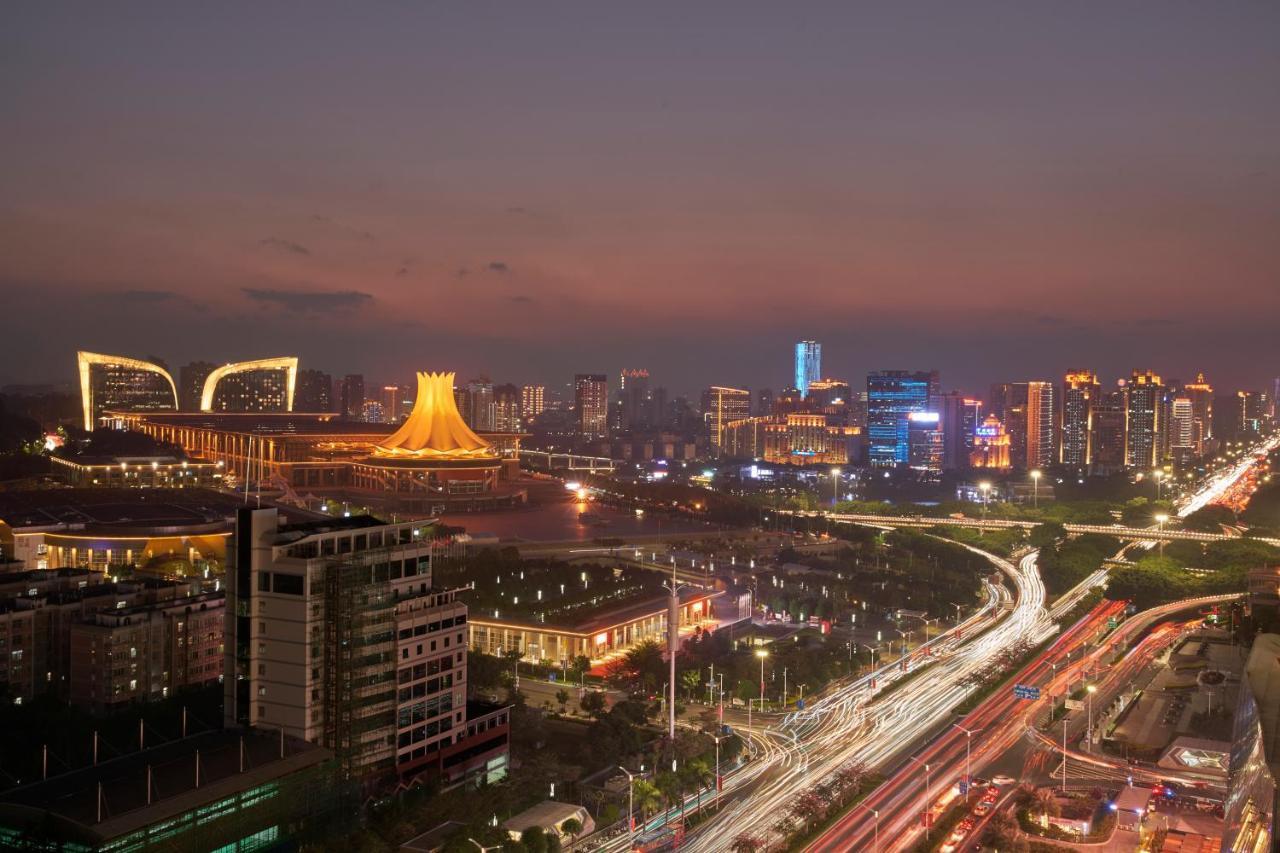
[797,699,805,710]
[1013,684,1041,700]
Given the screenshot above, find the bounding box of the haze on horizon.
[2,2,1278,395]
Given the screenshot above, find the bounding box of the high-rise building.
[990,383,1029,470]
[618,369,651,431]
[939,392,982,471]
[1091,388,1128,474]
[202,358,298,413]
[1170,397,1195,453]
[907,412,943,473]
[1125,371,1165,468]
[466,378,495,431]
[795,341,821,399]
[575,374,608,439]
[179,361,216,411]
[520,385,546,422]
[866,370,940,468]
[382,385,402,424]
[1239,390,1268,437]
[1026,381,1056,471]
[341,374,365,418]
[970,415,1011,470]
[493,384,522,432]
[296,368,334,412]
[702,386,752,453]
[1184,373,1214,446]
[755,388,775,418]
[77,351,179,430]
[226,509,510,785]
[1061,371,1100,469]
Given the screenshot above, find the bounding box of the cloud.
[241,288,373,312]
[310,214,375,241]
[109,289,182,304]
[487,261,509,273]
[456,268,470,278]
[396,267,410,277]
[259,237,311,256]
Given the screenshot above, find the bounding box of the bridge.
[800,511,1280,546]
[520,449,619,473]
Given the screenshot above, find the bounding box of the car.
[991,775,1016,786]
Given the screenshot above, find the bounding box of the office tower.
[493,384,522,432]
[939,392,982,471]
[203,358,297,412]
[990,383,1029,470]
[849,390,869,430]
[226,509,509,783]
[795,341,821,399]
[575,374,608,439]
[702,386,752,453]
[296,368,334,412]
[179,361,216,411]
[1125,370,1164,468]
[1026,381,1056,470]
[970,415,1011,470]
[1061,371,1100,469]
[618,369,651,431]
[1090,388,1127,474]
[1184,373,1214,445]
[341,374,365,418]
[649,386,669,429]
[520,385,545,422]
[907,412,943,472]
[77,351,179,430]
[381,385,402,423]
[465,378,495,431]
[1238,391,1267,437]
[361,400,385,422]
[1171,397,1195,452]
[866,370,940,467]
[756,388,775,418]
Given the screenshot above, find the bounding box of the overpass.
[799,511,1280,545]
[520,449,618,472]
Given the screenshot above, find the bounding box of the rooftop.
[1244,632,1280,767]
[0,488,322,534]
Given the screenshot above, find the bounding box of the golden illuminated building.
[77,351,178,431]
[722,414,860,465]
[1061,370,1100,468]
[970,415,1011,470]
[200,357,298,413]
[703,386,751,452]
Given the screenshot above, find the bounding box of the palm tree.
[560,817,582,849]
[632,778,662,821]
[655,771,685,828]
[680,759,715,815]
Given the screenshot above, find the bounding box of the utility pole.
[664,560,687,742]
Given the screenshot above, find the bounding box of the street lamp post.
[978,481,992,529]
[618,766,640,837]
[1030,469,1041,509]
[830,467,841,506]
[1154,513,1169,558]
[906,755,932,840]
[1086,684,1098,745]
[756,649,769,709]
[854,802,880,853]
[952,723,976,799]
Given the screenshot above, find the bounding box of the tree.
[1028,521,1067,549]
[520,826,548,853]
[730,835,764,852]
[789,790,825,830]
[570,655,592,686]
[680,759,715,814]
[555,688,570,714]
[579,690,607,718]
[632,779,662,819]
[559,818,582,847]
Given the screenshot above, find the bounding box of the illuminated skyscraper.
[466,378,495,431]
[202,358,297,413]
[520,385,545,421]
[939,392,982,471]
[1026,381,1056,470]
[907,412,943,472]
[77,351,178,430]
[1125,370,1165,468]
[493,384,522,432]
[795,341,821,399]
[575,374,608,439]
[866,370,940,467]
[1092,388,1127,474]
[1061,370,1100,469]
[1184,373,1214,445]
[1238,390,1268,437]
[702,386,752,453]
[970,415,1011,470]
[1171,397,1195,453]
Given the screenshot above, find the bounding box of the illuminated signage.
[908,412,940,424]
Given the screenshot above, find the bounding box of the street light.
[756,649,769,708]
[952,723,976,799]
[1153,469,1165,500]
[830,467,841,506]
[1086,684,1098,744]
[1154,513,1169,557]
[906,755,932,840]
[854,801,880,852]
[978,482,992,522]
[1030,469,1042,508]
[617,765,641,836]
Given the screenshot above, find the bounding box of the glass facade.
[866,370,938,467]
[794,341,821,398]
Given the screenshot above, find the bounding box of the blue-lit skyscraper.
[867,370,941,467]
[795,340,821,398]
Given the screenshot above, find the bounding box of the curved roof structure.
[374,372,495,458]
[77,351,178,430]
[199,357,298,412]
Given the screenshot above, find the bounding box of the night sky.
[3,3,1278,395]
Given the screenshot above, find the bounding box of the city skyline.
[4,4,1280,391]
